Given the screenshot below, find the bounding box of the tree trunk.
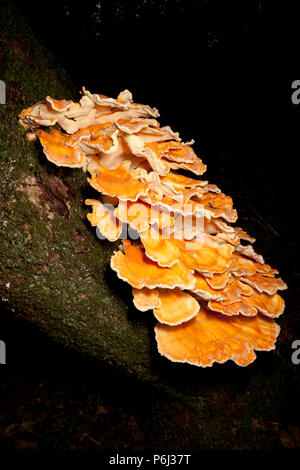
[0,0,152,381]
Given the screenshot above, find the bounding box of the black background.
[0,0,299,452]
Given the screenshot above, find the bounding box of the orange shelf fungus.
[132,288,200,326]
[111,240,195,290]
[39,129,86,168]
[19,88,287,367]
[155,307,280,367]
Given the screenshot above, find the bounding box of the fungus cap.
[155,307,280,367]
[111,240,195,290]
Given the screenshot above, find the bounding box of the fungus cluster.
[19,88,287,367]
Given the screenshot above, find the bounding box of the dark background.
[0,0,299,451]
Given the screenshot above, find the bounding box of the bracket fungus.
[19,88,287,368]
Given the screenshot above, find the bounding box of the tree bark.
[0,0,152,381]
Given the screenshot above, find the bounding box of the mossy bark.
[0,0,152,381]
